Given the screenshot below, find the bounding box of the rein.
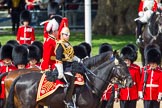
[147,14,161,44]
[84,58,115,97]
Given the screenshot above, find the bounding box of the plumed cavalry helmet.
[144,44,161,65]
[46,18,59,33]
[0,44,13,60]
[12,45,28,67]
[58,17,68,40]
[20,10,31,24]
[99,43,113,54]
[120,46,136,63]
[27,45,40,62]
[60,26,70,38]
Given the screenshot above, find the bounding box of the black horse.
[5,51,133,108]
[138,10,162,66]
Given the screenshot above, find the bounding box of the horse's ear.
[113,50,118,56]
[113,50,120,58]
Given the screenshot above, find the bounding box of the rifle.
[142,65,148,97]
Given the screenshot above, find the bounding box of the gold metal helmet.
[60,26,70,37]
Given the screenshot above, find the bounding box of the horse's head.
[111,51,133,88]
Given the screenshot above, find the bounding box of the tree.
[92,0,139,35]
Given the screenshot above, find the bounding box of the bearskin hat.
[12,45,28,67]
[0,44,13,60]
[73,45,88,59]
[6,40,19,48]
[144,44,161,65]
[99,43,113,54]
[120,46,136,63]
[79,42,91,57]
[32,41,43,59]
[27,45,40,62]
[126,44,138,61]
[20,10,31,24]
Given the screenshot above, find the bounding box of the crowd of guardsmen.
[0,0,162,108]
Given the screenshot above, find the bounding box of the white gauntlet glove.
[55,63,64,79]
[73,56,82,63]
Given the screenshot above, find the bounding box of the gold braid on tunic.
[55,40,74,62]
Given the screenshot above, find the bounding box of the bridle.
[147,12,162,44]
[84,57,129,98]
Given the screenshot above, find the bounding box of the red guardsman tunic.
[119,64,141,100]
[138,0,157,13]
[43,21,49,41]
[40,36,57,71]
[139,65,162,100]
[17,25,35,45]
[102,84,114,101]
[0,64,17,98]
[26,0,35,10]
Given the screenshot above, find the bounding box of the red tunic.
[17,25,35,45]
[26,0,35,10]
[0,64,17,99]
[119,64,141,100]
[40,36,57,71]
[139,65,162,100]
[102,84,113,101]
[43,22,49,41]
[138,0,157,13]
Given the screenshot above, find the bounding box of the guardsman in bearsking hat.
[99,43,114,108]
[26,45,41,69]
[0,44,17,107]
[139,44,162,108]
[32,40,43,64]
[73,45,89,60]
[79,42,91,57]
[40,16,68,71]
[114,46,141,108]
[12,45,28,69]
[126,43,141,70]
[16,10,35,45]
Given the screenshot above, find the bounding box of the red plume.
[57,17,68,40]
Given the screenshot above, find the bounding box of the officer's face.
[62,33,70,41]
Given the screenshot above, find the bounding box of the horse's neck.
[87,60,114,98]
[83,51,113,70]
[148,13,159,36]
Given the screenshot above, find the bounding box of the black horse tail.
[5,75,21,108]
[0,72,9,93]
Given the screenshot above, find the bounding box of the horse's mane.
[149,12,160,35]
[83,51,113,70]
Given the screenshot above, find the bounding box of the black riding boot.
[136,20,144,44]
[64,74,76,108]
